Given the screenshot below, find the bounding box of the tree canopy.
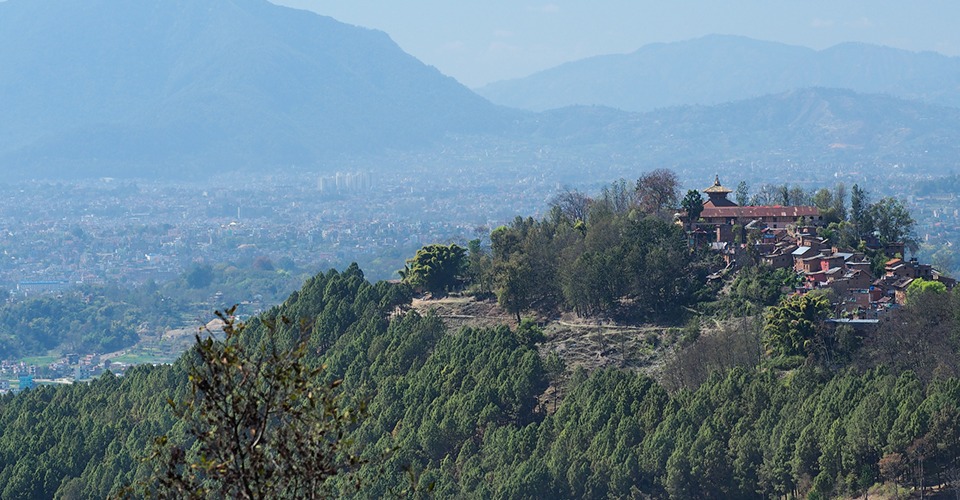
[400,243,467,296]
[906,278,948,304]
[868,196,918,251]
[141,309,364,499]
[681,189,704,226]
[762,292,831,358]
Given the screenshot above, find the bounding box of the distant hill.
[0,0,511,179]
[477,35,960,112]
[508,87,960,179]
[4,6,960,183]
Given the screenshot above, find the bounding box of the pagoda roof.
[703,197,737,208]
[703,175,733,194]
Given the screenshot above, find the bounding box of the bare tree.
[550,188,592,223]
[661,317,762,391]
[635,168,680,218]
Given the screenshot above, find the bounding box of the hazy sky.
[274,1,960,88]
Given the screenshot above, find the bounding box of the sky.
[273,1,960,88]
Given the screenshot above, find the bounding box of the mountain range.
[506,87,960,182]
[0,0,509,178]
[477,35,960,113]
[2,1,960,180]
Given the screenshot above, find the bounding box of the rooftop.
[703,175,733,194]
[701,206,820,218]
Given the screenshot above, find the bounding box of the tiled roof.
[893,278,914,289]
[701,206,820,218]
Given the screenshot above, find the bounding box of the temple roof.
[703,175,732,194]
[703,197,737,208]
[701,206,820,218]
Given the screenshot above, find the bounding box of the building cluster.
[316,171,375,195]
[688,177,955,318]
[0,353,123,394]
[1,360,36,376]
[0,374,32,394]
[0,362,37,394]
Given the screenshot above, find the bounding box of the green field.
[111,346,179,366]
[19,355,59,366]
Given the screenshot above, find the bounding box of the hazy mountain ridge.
[477,35,960,112]
[3,3,960,180]
[0,0,512,178]
[509,87,960,178]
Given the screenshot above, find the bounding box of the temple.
[694,176,822,236]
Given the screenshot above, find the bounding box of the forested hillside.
[0,290,141,359]
[1,259,958,498]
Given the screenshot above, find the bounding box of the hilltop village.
[687,177,954,319]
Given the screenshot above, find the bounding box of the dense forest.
[0,171,956,498]
[0,290,141,358]
[0,260,958,498]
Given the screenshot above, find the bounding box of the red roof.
[700,206,820,218]
[703,198,737,208]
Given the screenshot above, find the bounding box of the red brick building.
[698,177,823,231]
